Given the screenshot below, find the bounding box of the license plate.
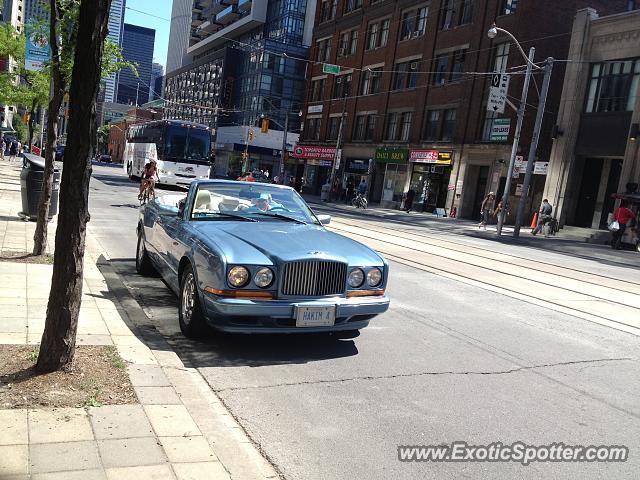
[295,305,336,327]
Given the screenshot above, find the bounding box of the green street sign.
[323,63,341,75]
[374,147,408,163]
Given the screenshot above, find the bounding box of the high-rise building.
[1,0,25,130]
[117,23,155,105]
[24,0,47,22]
[166,0,191,74]
[164,0,317,178]
[104,0,127,103]
[150,62,164,101]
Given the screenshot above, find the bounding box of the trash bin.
[20,154,61,221]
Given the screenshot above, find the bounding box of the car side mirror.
[177,199,186,219]
[317,214,331,225]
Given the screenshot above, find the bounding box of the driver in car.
[241,193,284,213]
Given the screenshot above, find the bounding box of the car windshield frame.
[189,183,320,225]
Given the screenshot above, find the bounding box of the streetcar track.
[330,218,640,295]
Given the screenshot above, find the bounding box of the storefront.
[407,150,454,213]
[292,145,336,195]
[373,147,408,208]
[343,158,371,202]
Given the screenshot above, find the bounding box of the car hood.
[190,221,384,265]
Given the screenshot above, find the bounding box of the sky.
[123,0,173,72]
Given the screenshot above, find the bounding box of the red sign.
[31,145,41,156]
[409,150,439,163]
[292,145,336,160]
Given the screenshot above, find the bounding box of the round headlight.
[367,268,382,287]
[227,266,250,288]
[348,268,365,288]
[254,267,274,288]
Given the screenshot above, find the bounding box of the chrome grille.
[281,261,347,297]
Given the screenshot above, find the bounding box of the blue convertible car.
[136,180,390,337]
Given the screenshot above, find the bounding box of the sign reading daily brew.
[292,145,336,160]
[409,150,453,165]
[374,148,407,163]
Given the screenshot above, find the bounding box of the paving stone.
[32,469,107,480]
[111,335,145,347]
[159,435,218,463]
[29,408,94,444]
[104,465,176,480]
[144,405,201,437]
[77,334,114,345]
[0,409,28,445]
[30,441,101,473]
[0,445,28,476]
[117,344,157,365]
[127,364,170,387]
[89,404,154,440]
[134,386,181,405]
[97,437,168,468]
[172,462,230,480]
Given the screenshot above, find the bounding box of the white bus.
[123,120,213,187]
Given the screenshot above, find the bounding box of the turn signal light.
[347,290,385,298]
[205,287,273,299]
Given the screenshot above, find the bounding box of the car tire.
[179,264,208,338]
[135,231,155,276]
[127,162,136,180]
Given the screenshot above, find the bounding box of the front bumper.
[201,293,389,333]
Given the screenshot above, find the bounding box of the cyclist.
[139,159,158,200]
[531,199,553,236]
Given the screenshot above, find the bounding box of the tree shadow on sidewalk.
[95,256,359,370]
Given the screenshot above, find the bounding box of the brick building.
[299,0,632,220]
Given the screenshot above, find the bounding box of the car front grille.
[280,261,347,297]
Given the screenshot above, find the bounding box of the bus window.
[166,126,188,159]
[186,129,210,161]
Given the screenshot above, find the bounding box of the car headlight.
[254,267,274,288]
[367,268,383,287]
[348,268,365,288]
[228,266,250,287]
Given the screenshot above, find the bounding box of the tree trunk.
[36,0,112,373]
[32,1,65,256]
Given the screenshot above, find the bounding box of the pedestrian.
[531,199,553,236]
[478,192,496,228]
[345,178,354,204]
[9,139,18,162]
[0,134,4,161]
[357,178,367,195]
[404,188,415,213]
[610,200,635,250]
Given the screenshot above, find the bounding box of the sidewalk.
[0,160,279,479]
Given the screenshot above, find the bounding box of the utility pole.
[279,111,288,183]
[135,82,140,107]
[496,47,535,235]
[329,96,347,201]
[513,57,554,238]
[243,123,250,174]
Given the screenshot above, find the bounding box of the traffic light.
[260,118,269,133]
[241,151,248,161]
[248,128,255,142]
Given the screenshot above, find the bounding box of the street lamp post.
[488,24,542,236]
[329,95,347,201]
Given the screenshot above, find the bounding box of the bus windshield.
[165,126,211,164]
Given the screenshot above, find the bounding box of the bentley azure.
[135,180,390,337]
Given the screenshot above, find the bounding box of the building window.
[320,0,337,22]
[629,0,638,11]
[306,118,322,141]
[392,61,419,90]
[360,67,383,95]
[440,0,455,30]
[442,109,457,141]
[366,19,390,50]
[310,79,325,102]
[399,112,413,141]
[441,0,473,29]
[451,50,466,82]
[379,19,390,47]
[344,0,363,14]
[349,30,358,55]
[385,113,399,141]
[328,116,341,140]
[434,55,449,85]
[585,59,640,113]
[493,43,510,72]
[367,23,379,50]
[339,30,358,57]
[459,0,474,24]
[401,6,428,40]
[353,114,377,141]
[316,38,332,62]
[423,110,440,140]
[500,0,518,15]
[333,73,352,99]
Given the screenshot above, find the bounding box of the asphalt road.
[88,165,640,480]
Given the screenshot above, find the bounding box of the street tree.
[31,2,135,256]
[36,0,112,373]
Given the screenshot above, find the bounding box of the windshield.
[190,183,319,224]
[165,126,211,164]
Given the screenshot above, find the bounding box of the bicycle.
[352,193,368,209]
[542,217,558,237]
[139,180,155,205]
